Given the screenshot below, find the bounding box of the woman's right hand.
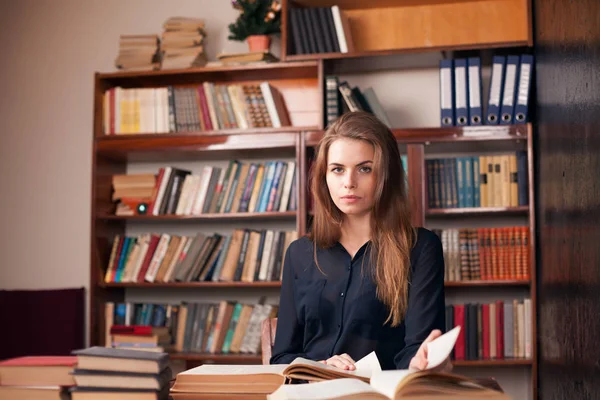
[319,353,356,370]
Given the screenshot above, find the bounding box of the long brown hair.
[308,111,416,327]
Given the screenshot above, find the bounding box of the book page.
[426,325,461,370]
[180,364,287,376]
[289,358,371,379]
[354,351,382,376]
[369,370,414,399]
[267,378,379,400]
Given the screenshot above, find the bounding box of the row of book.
[434,227,531,282]
[288,6,353,55]
[445,299,532,361]
[439,54,533,126]
[426,152,528,209]
[105,300,278,356]
[104,229,298,284]
[324,76,391,129]
[102,81,290,135]
[114,160,297,217]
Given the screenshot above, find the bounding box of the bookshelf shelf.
[96,211,297,222]
[100,281,282,289]
[96,132,300,153]
[95,126,317,142]
[291,0,521,11]
[285,41,532,63]
[169,353,262,364]
[304,124,530,147]
[426,206,529,217]
[97,60,319,83]
[100,281,529,289]
[445,280,530,287]
[453,359,533,367]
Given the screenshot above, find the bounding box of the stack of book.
[115,34,160,71]
[0,355,76,399]
[112,173,157,216]
[69,347,171,400]
[160,16,207,69]
[109,325,173,353]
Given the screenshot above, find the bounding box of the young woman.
[270,111,448,372]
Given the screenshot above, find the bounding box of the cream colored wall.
[0,0,246,291]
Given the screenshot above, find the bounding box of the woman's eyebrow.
[328,160,373,167]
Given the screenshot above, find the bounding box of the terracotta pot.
[247,35,271,52]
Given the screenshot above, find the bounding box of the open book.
[170,326,461,397]
[170,355,378,396]
[267,373,509,400]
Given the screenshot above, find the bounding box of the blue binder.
[439,59,455,127]
[486,56,506,124]
[454,59,469,126]
[467,57,483,125]
[514,54,533,124]
[500,55,520,125]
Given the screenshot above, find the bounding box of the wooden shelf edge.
[445,280,530,287]
[169,353,262,363]
[304,124,531,146]
[99,282,282,289]
[453,359,533,367]
[284,41,532,62]
[96,61,319,80]
[96,211,297,221]
[95,126,319,142]
[426,206,529,216]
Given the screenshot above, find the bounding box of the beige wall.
[0,0,247,291]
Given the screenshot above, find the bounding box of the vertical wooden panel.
[526,124,538,400]
[297,132,307,236]
[407,144,425,227]
[534,0,600,397]
[281,0,289,60]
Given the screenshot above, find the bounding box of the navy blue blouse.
[269,227,445,370]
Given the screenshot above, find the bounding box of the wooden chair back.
[261,317,278,365]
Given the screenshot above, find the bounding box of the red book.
[482,304,490,359]
[495,300,505,359]
[0,356,77,386]
[453,305,466,361]
[110,325,169,336]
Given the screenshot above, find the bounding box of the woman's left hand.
[408,329,453,373]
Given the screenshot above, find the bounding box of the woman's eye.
[359,166,372,173]
[332,167,343,173]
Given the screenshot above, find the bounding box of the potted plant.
[228,0,281,52]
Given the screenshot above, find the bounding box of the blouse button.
[340,292,344,297]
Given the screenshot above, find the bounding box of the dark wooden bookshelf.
[100,281,282,289]
[90,1,537,394]
[96,211,297,222]
[453,359,533,367]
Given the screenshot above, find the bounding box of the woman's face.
[326,138,377,218]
